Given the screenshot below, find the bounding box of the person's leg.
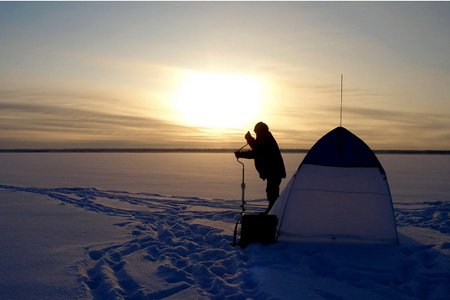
[265,177,281,214]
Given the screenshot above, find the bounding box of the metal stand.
[237,158,246,214]
[232,143,248,246]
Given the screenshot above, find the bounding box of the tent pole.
[340,74,343,127]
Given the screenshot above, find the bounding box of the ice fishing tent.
[270,126,398,243]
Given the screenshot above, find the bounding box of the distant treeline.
[1,148,450,155]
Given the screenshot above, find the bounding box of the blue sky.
[1,2,449,149]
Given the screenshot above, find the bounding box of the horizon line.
[1,148,450,155]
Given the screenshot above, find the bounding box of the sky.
[1,2,449,150]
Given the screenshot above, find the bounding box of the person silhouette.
[235,122,286,214]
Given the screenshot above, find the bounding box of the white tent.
[270,127,398,243]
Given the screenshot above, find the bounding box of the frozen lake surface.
[1,153,449,203]
[1,153,449,299]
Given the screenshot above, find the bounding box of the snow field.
[1,184,449,299]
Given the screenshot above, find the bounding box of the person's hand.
[244,131,252,141]
[234,151,241,159]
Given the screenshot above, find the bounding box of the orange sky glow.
[1,2,449,150]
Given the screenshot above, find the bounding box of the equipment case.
[238,213,278,248]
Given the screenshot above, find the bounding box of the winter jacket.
[239,131,286,180]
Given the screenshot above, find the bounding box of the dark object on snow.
[233,213,278,248]
[234,122,286,212]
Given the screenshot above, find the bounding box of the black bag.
[233,213,278,248]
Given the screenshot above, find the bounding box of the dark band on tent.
[301,127,386,174]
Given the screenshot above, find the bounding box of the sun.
[173,71,263,129]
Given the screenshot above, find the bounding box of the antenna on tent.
[340,74,343,127]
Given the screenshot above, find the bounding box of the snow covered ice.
[0,153,450,299]
[0,185,263,299]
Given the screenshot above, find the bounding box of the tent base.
[277,232,399,244]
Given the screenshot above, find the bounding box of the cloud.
[329,105,450,149]
[0,87,211,148]
[0,87,274,149]
[267,98,450,150]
